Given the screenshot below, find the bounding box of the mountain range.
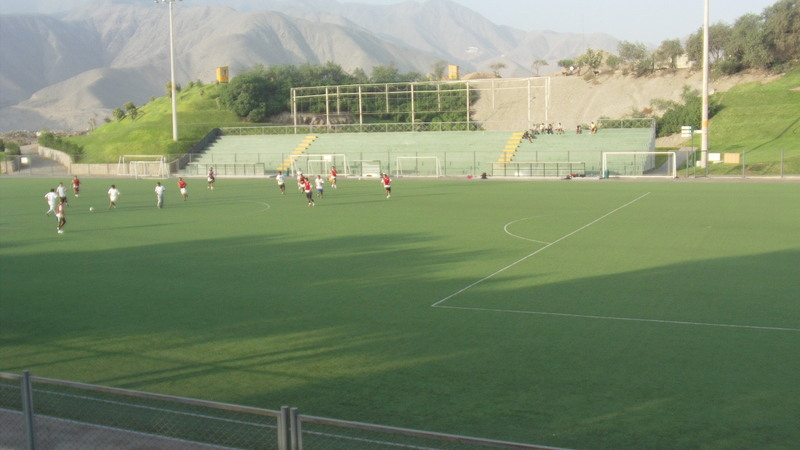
[0,0,619,132]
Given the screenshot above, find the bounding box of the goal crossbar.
[395,156,441,178]
[291,153,349,177]
[117,155,168,179]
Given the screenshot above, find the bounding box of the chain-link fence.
[1,372,561,450]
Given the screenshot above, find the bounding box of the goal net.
[291,154,349,177]
[395,156,441,178]
[117,155,168,179]
[350,160,382,178]
[602,152,677,178]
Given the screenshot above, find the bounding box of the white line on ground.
[432,192,651,307]
[433,305,800,332]
[503,217,552,244]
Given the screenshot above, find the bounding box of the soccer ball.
[89,207,95,212]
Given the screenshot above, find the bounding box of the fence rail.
[1,371,560,450]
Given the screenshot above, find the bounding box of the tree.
[655,39,684,69]
[557,59,575,70]
[370,62,402,83]
[112,107,126,121]
[685,23,732,65]
[763,0,800,63]
[164,81,182,98]
[724,14,771,73]
[430,60,448,80]
[488,62,506,77]
[618,41,652,76]
[531,59,548,76]
[606,54,623,70]
[123,101,138,121]
[575,48,603,71]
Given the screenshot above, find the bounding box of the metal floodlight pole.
[156,0,181,142]
[700,0,710,173]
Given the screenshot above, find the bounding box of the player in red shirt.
[71,176,81,197]
[302,177,315,206]
[330,166,338,189]
[381,173,391,198]
[178,177,188,200]
[56,199,66,234]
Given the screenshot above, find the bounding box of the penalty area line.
[431,192,651,307]
[433,305,800,333]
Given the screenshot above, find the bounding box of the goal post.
[291,154,349,177]
[602,152,677,178]
[117,155,169,179]
[395,156,441,178]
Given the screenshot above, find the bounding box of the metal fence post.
[742,151,746,178]
[21,370,37,450]
[290,407,302,450]
[278,406,291,450]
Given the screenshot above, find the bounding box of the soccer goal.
[601,152,677,178]
[117,155,169,179]
[395,156,441,178]
[291,154,349,177]
[350,160,382,178]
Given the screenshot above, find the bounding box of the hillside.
[0,0,618,132]
[470,68,781,134]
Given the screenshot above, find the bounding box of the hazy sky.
[0,0,780,44]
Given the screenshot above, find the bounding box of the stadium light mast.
[700,0,710,170]
[156,0,181,142]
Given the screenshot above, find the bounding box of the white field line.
[432,192,651,307]
[246,201,271,214]
[503,217,552,244]
[434,305,800,332]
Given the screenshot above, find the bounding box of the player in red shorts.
[71,176,81,197]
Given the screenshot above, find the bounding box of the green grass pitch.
[2,176,799,449]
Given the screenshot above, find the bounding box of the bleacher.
[181,128,654,178]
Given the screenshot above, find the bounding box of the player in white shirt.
[107,185,121,209]
[44,188,59,216]
[276,171,286,194]
[56,182,68,206]
[155,182,166,208]
[315,175,325,198]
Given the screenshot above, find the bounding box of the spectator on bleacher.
[546,123,554,135]
[556,122,564,134]
[522,130,532,142]
[576,124,582,134]
[590,121,598,134]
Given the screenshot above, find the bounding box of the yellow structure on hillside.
[216,66,230,83]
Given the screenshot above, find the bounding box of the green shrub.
[38,131,84,161]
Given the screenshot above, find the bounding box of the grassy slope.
[2,178,799,448]
[705,67,800,174]
[70,84,246,162]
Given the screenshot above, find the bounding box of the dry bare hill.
[470,69,780,133]
[0,0,618,132]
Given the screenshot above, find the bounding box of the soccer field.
[1,176,799,449]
